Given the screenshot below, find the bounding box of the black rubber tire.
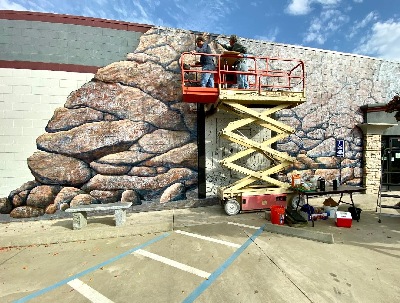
[224,199,240,216]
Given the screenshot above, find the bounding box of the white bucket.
[324,206,338,218]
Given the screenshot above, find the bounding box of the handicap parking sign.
[336,139,345,157]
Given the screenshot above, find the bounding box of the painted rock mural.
[1,28,202,218]
[2,25,400,218]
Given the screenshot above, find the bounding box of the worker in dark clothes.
[218,35,249,89]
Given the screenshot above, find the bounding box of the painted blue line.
[182,224,265,303]
[14,232,170,303]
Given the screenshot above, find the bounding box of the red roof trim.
[0,60,99,73]
[0,10,153,33]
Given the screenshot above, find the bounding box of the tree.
[385,94,400,121]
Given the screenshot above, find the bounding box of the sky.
[1,0,400,62]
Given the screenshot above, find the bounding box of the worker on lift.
[192,36,215,88]
[217,34,249,89]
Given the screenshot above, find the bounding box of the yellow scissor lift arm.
[180,52,306,215]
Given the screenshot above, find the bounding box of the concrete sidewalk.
[1,193,399,302]
[1,192,397,247]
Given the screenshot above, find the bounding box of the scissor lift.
[180,51,306,215]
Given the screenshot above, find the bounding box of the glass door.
[381,137,400,187]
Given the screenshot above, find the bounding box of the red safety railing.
[180,52,305,103]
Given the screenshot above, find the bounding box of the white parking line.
[174,230,241,248]
[227,222,260,229]
[134,249,211,279]
[183,225,265,302]
[67,279,114,303]
[15,233,170,303]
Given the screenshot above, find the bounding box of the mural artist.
[192,35,216,88]
[217,34,249,89]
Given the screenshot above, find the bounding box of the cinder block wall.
[0,68,94,196]
[0,11,152,197]
[0,12,146,67]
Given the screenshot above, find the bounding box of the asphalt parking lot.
[1,194,400,303]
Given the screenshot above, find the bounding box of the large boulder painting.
[4,24,400,218]
[2,27,203,218]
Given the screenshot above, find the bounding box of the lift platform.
[180,51,306,215]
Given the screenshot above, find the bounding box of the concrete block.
[76,56,103,67]
[2,108,23,119]
[12,85,32,95]
[12,69,32,77]
[115,209,127,227]
[59,79,78,88]
[0,85,12,94]
[72,212,87,230]
[22,126,45,137]
[0,68,14,77]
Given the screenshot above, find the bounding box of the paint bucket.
[291,174,301,187]
[270,205,285,225]
[323,206,338,218]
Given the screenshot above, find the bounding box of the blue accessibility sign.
[336,139,345,157]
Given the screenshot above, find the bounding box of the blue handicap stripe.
[14,232,170,303]
[182,225,265,303]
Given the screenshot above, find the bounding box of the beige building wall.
[0,68,93,196]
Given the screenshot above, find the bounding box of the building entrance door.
[381,137,400,187]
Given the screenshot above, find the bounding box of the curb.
[264,222,335,244]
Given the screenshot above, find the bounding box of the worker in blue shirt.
[192,36,215,88]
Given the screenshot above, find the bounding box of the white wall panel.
[0,68,93,196]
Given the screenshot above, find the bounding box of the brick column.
[358,123,397,194]
[363,134,381,194]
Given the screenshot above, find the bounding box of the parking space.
[2,203,400,303]
[5,221,277,303]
